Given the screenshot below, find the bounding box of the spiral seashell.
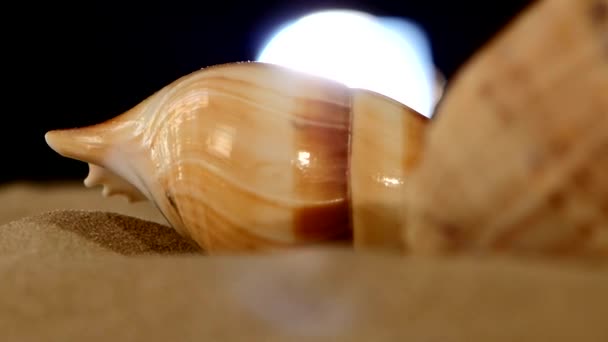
[403,0,608,258]
[45,62,428,253]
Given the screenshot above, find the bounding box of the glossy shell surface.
[45,62,428,253]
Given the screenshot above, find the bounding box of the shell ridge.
[209,89,351,129]
[162,157,346,207]
[172,190,296,243]
[157,86,350,130]
[480,110,608,241]
[476,72,608,247]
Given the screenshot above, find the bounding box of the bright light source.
[257,10,438,117]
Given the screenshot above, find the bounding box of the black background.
[4,0,532,184]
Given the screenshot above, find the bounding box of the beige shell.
[403,0,608,258]
[45,62,428,254]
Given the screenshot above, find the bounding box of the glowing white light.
[257,10,438,117]
[296,151,311,169]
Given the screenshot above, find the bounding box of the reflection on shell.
[45,62,428,253]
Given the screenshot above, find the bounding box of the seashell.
[403,0,608,258]
[45,62,428,253]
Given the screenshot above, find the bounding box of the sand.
[1,181,608,341]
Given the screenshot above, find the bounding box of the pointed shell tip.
[44,130,60,153]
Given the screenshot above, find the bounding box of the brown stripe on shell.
[293,200,352,242]
[348,89,429,251]
[144,63,356,252]
[291,89,352,242]
[174,189,349,253]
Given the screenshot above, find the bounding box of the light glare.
[257,10,437,117]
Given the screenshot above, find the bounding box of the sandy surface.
[1,182,607,341]
[0,181,167,225]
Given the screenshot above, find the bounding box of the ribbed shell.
[44,62,429,253]
[403,0,608,258]
[135,63,355,251]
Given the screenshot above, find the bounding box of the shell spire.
[45,99,153,204]
[44,126,110,167]
[44,96,146,165]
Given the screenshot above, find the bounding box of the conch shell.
[46,0,607,259]
[45,62,428,253]
[403,0,608,258]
